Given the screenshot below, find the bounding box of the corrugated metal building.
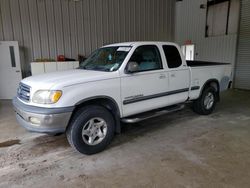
[0,0,175,77]
[1,0,249,90]
[175,0,239,67]
[175,0,250,90]
[234,0,250,90]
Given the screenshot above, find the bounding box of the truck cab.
[118,42,190,117]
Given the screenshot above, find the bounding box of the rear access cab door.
[120,43,190,117]
[162,45,190,106]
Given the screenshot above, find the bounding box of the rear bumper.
[12,97,74,134]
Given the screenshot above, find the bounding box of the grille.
[17,83,31,102]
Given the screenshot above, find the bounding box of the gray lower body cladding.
[12,97,73,134]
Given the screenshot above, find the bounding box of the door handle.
[159,74,166,79]
[170,73,176,77]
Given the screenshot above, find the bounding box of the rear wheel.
[193,86,217,115]
[66,105,115,155]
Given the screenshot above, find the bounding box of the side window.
[129,45,162,72]
[163,45,182,69]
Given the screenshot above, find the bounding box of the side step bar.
[121,104,185,123]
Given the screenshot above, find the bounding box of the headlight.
[32,90,62,104]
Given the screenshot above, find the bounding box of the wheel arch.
[69,96,121,133]
[199,79,220,101]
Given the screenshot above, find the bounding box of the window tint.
[163,45,182,68]
[129,45,162,72]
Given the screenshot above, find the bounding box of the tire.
[66,105,115,155]
[193,86,217,115]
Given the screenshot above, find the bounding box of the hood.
[22,69,119,90]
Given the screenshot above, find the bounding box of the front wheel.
[66,105,115,155]
[193,86,217,115]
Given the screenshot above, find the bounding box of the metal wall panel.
[19,0,34,75]
[76,0,85,55]
[38,0,49,58]
[28,0,42,59]
[0,0,175,77]
[0,0,14,40]
[61,0,71,58]
[69,1,78,58]
[234,0,250,90]
[54,0,64,56]
[9,0,23,44]
[0,3,3,40]
[46,0,57,59]
[175,0,238,68]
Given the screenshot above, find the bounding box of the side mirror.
[127,61,139,73]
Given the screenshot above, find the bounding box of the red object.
[57,55,65,61]
[184,40,192,45]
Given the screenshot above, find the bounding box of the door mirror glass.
[127,61,139,73]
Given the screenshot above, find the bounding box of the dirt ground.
[0,90,250,188]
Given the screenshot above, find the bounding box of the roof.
[103,41,178,47]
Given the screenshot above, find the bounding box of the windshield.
[79,46,131,72]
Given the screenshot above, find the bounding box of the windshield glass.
[79,46,131,72]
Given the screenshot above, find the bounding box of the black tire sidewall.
[68,106,115,155]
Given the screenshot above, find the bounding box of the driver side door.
[120,45,169,117]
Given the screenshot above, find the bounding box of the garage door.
[234,0,250,90]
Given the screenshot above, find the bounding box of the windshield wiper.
[93,66,110,72]
[81,65,110,72]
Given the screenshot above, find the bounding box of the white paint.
[121,69,170,116]
[117,47,131,52]
[18,42,232,118]
[0,41,22,99]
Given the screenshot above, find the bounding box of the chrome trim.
[17,83,31,102]
[121,104,185,123]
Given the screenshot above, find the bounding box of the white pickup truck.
[13,42,232,154]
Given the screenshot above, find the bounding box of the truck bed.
[187,60,230,67]
[188,61,232,100]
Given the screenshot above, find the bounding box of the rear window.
[163,45,182,68]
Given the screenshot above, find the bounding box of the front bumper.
[12,97,74,134]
